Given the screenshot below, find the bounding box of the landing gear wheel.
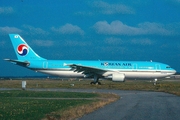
[97,82,101,85]
[90,75,101,85]
[90,82,95,85]
[90,81,101,85]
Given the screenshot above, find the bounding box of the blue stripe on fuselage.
[28,60,174,71]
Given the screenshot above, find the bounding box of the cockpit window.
[166,66,171,68]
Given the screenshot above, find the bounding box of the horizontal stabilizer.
[4,59,30,66]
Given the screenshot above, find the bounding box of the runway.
[1,88,180,120]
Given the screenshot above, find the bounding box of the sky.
[0,0,180,76]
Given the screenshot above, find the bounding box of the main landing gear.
[90,75,101,85]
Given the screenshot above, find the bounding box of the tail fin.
[9,34,46,60]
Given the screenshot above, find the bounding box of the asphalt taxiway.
[1,88,180,120]
[32,88,180,120]
[77,89,180,120]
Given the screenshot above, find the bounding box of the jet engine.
[112,73,125,82]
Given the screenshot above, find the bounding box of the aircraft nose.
[173,70,176,74]
[171,69,176,74]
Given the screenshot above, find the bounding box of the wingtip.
[4,59,10,61]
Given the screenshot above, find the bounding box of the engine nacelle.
[112,73,125,82]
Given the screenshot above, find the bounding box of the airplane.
[5,34,176,85]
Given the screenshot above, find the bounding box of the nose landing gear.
[154,78,157,85]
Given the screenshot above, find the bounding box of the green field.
[0,90,101,120]
[0,88,119,120]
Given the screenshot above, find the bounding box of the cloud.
[64,40,91,47]
[0,7,14,14]
[131,38,153,45]
[92,1,134,14]
[104,37,153,46]
[138,22,172,35]
[104,37,123,45]
[51,23,84,35]
[22,25,48,35]
[93,20,172,36]
[32,40,54,47]
[0,26,22,34]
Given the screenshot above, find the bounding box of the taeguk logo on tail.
[17,44,29,56]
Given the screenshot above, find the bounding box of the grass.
[43,92,119,120]
[154,81,180,96]
[0,90,98,98]
[1,79,180,95]
[0,90,119,120]
[0,97,91,120]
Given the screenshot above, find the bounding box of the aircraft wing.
[4,59,30,66]
[66,64,108,77]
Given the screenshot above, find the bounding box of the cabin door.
[133,64,137,71]
[43,61,48,68]
[156,64,161,70]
